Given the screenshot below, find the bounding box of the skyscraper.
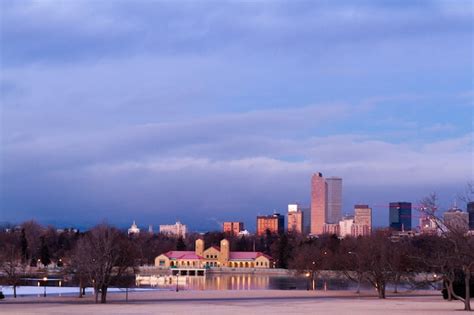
[326,177,342,224]
[301,206,311,234]
[352,204,372,236]
[468,202,474,230]
[287,204,304,234]
[389,202,412,231]
[311,172,327,235]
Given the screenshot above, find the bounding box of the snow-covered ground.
[0,290,463,315]
[0,286,162,296]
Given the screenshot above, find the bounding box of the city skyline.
[1,1,472,232]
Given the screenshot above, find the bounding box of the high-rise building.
[301,206,311,234]
[326,177,342,224]
[468,202,474,230]
[159,221,187,238]
[444,206,469,232]
[352,204,372,236]
[223,222,244,235]
[287,204,304,234]
[339,216,354,238]
[311,173,327,235]
[389,202,412,231]
[257,213,284,236]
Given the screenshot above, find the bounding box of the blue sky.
[0,0,472,231]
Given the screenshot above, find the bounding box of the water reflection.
[138,274,365,291]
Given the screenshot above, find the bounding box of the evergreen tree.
[176,236,186,251]
[40,236,51,266]
[20,228,28,263]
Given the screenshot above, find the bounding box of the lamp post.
[175,274,179,292]
[42,277,48,297]
[305,272,310,290]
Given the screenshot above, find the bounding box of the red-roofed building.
[155,239,272,269]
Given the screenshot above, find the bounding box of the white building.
[443,206,469,232]
[128,221,140,235]
[160,221,187,238]
[339,216,354,238]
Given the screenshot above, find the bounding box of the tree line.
[0,192,473,309]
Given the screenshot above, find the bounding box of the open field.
[0,289,468,315]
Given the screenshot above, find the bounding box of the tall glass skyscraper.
[389,202,412,231]
[326,177,342,224]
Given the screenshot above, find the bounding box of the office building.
[301,206,311,234]
[389,202,412,231]
[444,206,469,232]
[352,204,372,236]
[326,177,343,224]
[339,216,354,238]
[159,221,187,238]
[311,172,327,235]
[323,223,340,235]
[257,213,284,236]
[287,204,304,234]
[223,222,244,235]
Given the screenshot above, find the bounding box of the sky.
[0,0,473,232]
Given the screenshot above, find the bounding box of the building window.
[159,260,165,266]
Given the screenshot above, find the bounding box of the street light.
[305,272,311,290]
[42,277,48,297]
[175,274,179,292]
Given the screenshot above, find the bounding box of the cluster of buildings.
[128,220,187,238]
[225,173,373,238]
[129,172,474,240]
[222,172,474,238]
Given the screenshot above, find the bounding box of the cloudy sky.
[0,0,472,231]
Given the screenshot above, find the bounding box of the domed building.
[128,220,140,236]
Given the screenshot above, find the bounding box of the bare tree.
[0,234,25,298]
[71,224,138,303]
[419,192,473,311]
[357,231,395,299]
[337,237,366,294]
[289,238,330,290]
